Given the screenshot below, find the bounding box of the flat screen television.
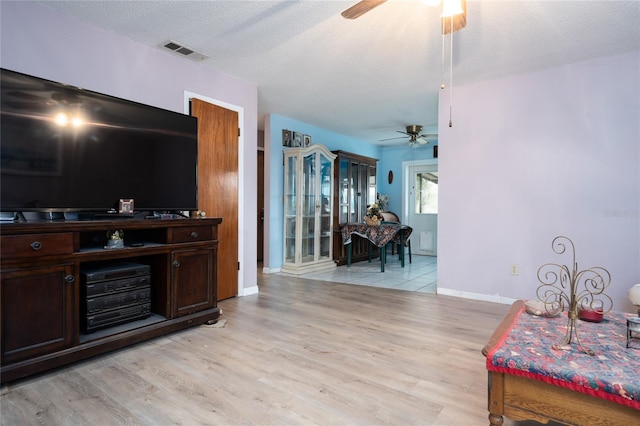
[0,68,198,216]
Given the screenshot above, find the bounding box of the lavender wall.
[438,51,640,312]
[1,1,259,293]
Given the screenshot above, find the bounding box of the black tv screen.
[0,68,198,214]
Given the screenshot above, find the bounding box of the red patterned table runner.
[486,303,640,410]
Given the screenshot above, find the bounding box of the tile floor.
[278,254,438,294]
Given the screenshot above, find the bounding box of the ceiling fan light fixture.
[441,0,467,34]
[406,125,423,135]
[441,0,464,17]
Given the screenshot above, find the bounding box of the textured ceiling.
[37,0,640,145]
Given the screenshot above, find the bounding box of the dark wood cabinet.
[332,151,378,266]
[0,218,221,383]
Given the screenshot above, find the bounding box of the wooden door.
[257,150,264,262]
[190,98,238,300]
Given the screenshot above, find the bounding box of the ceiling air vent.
[160,40,209,62]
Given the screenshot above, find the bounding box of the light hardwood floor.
[1,273,554,425]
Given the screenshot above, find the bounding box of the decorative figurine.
[105,230,124,249]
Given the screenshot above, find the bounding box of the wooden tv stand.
[0,217,221,383]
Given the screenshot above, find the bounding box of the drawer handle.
[65,274,75,283]
[190,231,199,239]
[172,260,181,268]
[31,241,42,251]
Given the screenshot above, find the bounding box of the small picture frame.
[292,132,303,147]
[303,134,312,147]
[282,129,292,147]
[119,198,134,214]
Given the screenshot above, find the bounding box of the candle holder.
[536,236,612,355]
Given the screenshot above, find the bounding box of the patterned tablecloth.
[341,223,412,248]
[486,303,640,410]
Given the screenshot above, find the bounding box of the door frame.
[184,91,246,297]
[402,158,438,253]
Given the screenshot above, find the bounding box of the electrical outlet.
[511,264,519,276]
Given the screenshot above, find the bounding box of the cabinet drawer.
[167,226,213,243]
[1,233,74,259]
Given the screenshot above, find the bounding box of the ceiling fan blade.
[341,0,387,19]
[379,135,408,142]
[442,0,467,34]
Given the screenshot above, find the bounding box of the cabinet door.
[300,151,316,265]
[318,151,333,260]
[284,154,298,264]
[172,248,216,317]
[1,264,76,364]
[337,157,350,225]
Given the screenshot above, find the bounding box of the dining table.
[341,222,412,272]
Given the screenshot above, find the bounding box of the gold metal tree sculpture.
[536,236,612,355]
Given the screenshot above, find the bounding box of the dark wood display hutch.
[332,150,378,266]
[0,217,221,383]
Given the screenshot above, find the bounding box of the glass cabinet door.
[301,152,316,264]
[350,160,359,223]
[368,165,377,207]
[338,158,349,225]
[284,155,297,263]
[319,152,333,260]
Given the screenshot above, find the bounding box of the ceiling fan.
[341,0,467,34]
[380,125,437,146]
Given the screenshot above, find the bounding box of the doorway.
[403,159,438,257]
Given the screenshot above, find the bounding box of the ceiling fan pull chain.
[441,20,446,90]
[448,17,454,127]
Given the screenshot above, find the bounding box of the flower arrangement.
[377,193,389,211]
[365,203,384,226]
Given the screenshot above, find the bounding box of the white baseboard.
[262,266,281,274]
[437,287,516,305]
[240,285,259,297]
